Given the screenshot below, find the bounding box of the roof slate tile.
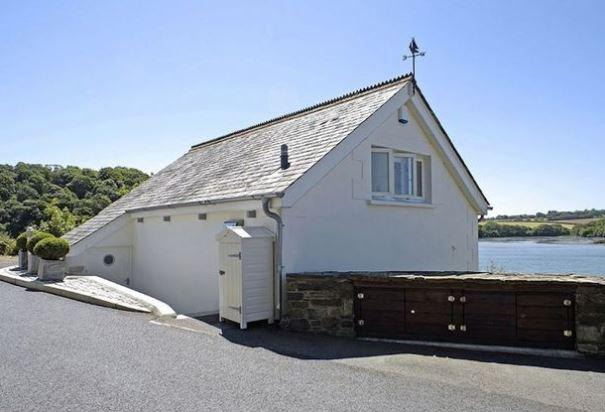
[64,75,411,244]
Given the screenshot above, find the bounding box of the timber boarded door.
[516,292,575,349]
[460,291,517,345]
[355,287,405,338]
[405,289,453,339]
[218,242,243,324]
[354,285,576,349]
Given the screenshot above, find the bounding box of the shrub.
[16,233,28,251]
[33,237,70,260]
[532,224,570,237]
[26,231,54,253]
[0,234,17,256]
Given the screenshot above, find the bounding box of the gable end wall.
[281,106,480,274]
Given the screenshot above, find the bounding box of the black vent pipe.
[280,144,290,170]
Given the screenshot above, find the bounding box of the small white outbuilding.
[216,226,275,329]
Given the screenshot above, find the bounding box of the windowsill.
[368,197,435,208]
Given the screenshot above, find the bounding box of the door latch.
[448,295,455,302]
[228,252,242,259]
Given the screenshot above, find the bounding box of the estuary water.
[479,237,605,276]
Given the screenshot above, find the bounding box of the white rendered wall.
[131,206,275,315]
[281,108,481,274]
[66,219,133,285]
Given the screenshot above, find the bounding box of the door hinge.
[448,324,456,331]
[563,329,573,337]
[460,324,467,332]
[357,292,365,299]
[563,299,572,307]
[448,295,455,302]
[357,319,365,326]
[459,296,466,303]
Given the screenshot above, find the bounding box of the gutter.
[262,196,284,320]
[125,193,284,214]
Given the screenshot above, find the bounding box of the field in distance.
[480,218,601,230]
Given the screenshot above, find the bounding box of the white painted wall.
[66,219,133,285]
[67,202,276,316]
[281,105,481,275]
[130,205,275,315]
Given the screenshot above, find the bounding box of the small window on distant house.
[371,151,389,193]
[163,216,171,222]
[371,148,428,202]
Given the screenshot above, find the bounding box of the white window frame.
[371,148,427,202]
[371,148,391,196]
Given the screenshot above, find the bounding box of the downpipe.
[262,197,283,320]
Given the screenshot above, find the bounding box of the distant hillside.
[0,163,148,241]
[490,209,605,222]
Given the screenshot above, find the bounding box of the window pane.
[395,156,413,195]
[416,160,423,197]
[371,152,389,192]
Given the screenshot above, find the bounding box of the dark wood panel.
[517,293,573,308]
[352,285,576,350]
[355,287,405,338]
[405,289,452,338]
[462,291,517,342]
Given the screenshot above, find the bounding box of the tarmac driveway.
[1,279,604,411]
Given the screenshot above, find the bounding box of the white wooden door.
[219,242,243,325]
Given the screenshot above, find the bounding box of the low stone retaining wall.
[280,275,355,337]
[281,272,605,356]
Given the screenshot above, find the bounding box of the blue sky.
[1,1,603,216]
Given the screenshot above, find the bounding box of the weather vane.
[402,37,425,93]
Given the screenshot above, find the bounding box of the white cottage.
[64,74,490,318]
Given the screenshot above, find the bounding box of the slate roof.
[64,74,412,245]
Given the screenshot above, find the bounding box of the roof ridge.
[190,73,412,150]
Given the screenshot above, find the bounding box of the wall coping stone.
[287,272,605,287]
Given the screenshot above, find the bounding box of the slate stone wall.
[280,275,355,337]
[576,286,605,356]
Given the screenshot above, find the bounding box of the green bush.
[0,233,16,255]
[33,237,70,260]
[16,233,28,251]
[26,231,54,253]
[572,219,605,238]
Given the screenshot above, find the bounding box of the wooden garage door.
[405,288,453,339]
[461,291,517,344]
[353,285,576,350]
[516,292,575,349]
[354,287,405,338]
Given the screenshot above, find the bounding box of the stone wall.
[280,274,355,337]
[576,286,605,356]
[281,272,605,356]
